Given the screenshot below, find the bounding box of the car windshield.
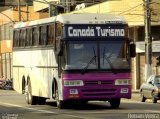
[64,40,129,70]
[155,76,160,84]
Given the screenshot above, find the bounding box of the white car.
[140,75,160,103]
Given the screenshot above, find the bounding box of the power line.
[0,12,15,24]
[118,3,143,15]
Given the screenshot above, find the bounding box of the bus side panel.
[13,50,31,94]
[13,49,57,98]
[31,49,57,98]
[13,67,21,93]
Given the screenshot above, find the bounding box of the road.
[0,90,160,119]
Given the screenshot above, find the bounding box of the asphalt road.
[0,90,160,119]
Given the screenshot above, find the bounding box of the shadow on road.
[45,100,160,111]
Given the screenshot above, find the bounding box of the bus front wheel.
[55,87,65,109]
[109,98,121,108]
[25,80,37,105]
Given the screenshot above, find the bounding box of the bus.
[13,13,135,109]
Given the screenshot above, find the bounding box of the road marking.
[0,101,91,119]
[0,101,56,114]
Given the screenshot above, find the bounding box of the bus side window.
[23,29,26,47]
[32,27,39,46]
[29,28,32,46]
[40,25,47,45]
[19,30,22,47]
[47,24,54,45]
[13,30,19,47]
[14,30,20,47]
[26,28,30,46]
[19,29,26,47]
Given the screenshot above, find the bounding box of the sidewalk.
[131,90,140,101]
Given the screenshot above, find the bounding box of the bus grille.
[84,80,114,85]
[81,89,117,97]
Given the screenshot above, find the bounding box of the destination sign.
[64,25,126,38]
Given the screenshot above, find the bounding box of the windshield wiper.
[82,47,97,74]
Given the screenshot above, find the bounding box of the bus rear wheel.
[25,80,37,105]
[109,98,120,108]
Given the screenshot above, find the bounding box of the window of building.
[1,25,5,40]
[6,25,10,40]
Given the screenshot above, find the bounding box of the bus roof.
[14,13,127,29]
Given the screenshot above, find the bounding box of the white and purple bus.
[13,13,135,109]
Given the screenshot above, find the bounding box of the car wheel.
[140,91,146,102]
[152,92,157,103]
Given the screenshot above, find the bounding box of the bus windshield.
[100,41,129,70]
[65,41,98,70]
[64,40,129,70]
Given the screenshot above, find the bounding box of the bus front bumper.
[62,85,131,101]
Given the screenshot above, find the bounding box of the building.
[1,0,160,90]
[0,0,103,80]
[0,1,48,80]
[71,0,160,90]
[33,0,102,14]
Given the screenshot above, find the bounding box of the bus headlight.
[115,79,131,85]
[64,80,84,87]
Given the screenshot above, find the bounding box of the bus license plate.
[120,88,128,93]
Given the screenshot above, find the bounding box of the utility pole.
[49,2,55,17]
[144,0,152,81]
[26,2,29,21]
[18,0,21,21]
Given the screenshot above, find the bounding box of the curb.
[132,90,140,93]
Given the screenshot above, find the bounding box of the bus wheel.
[25,80,37,105]
[109,98,120,108]
[55,87,65,109]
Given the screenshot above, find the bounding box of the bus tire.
[55,87,65,109]
[109,98,120,108]
[25,80,37,105]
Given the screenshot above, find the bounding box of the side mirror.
[149,81,153,85]
[130,42,136,58]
